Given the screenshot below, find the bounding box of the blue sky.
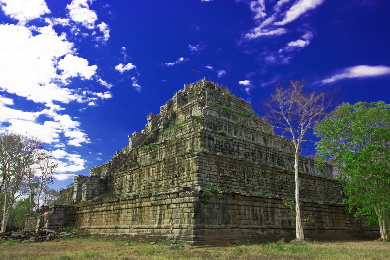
[0,0,389,191]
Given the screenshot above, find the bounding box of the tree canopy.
[314,101,390,240]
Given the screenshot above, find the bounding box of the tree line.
[0,133,59,232]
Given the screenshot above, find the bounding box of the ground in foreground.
[0,237,389,260]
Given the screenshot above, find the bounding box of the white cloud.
[275,0,325,26]
[239,80,252,86]
[321,65,390,84]
[217,70,226,78]
[163,57,189,66]
[204,65,214,71]
[58,54,97,83]
[51,149,85,176]
[0,0,50,24]
[66,0,97,29]
[82,90,112,100]
[64,129,90,146]
[245,27,287,40]
[0,24,82,104]
[97,22,110,41]
[115,63,136,73]
[250,0,266,20]
[97,152,102,155]
[96,157,102,161]
[188,42,206,55]
[287,39,308,47]
[131,77,141,92]
[0,96,13,106]
[97,78,113,89]
[51,18,70,26]
[0,97,94,148]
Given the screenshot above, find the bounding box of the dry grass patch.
[0,237,389,260]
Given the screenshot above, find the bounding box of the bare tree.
[32,150,57,210]
[25,164,39,212]
[258,79,340,241]
[0,132,43,232]
[42,189,60,207]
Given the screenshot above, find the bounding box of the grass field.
[0,237,389,260]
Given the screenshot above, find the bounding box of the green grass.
[0,238,389,260]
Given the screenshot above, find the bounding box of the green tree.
[314,101,390,240]
[259,79,340,241]
[8,196,31,229]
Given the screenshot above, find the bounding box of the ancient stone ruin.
[25,78,377,245]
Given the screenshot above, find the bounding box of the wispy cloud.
[204,65,214,71]
[162,57,189,66]
[245,28,287,40]
[275,0,325,26]
[217,70,226,78]
[188,42,206,55]
[239,80,254,95]
[115,63,136,73]
[97,22,110,41]
[131,77,141,92]
[239,0,320,67]
[250,0,266,20]
[120,47,128,60]
[97,78,113,89]
[279,31,313,52]
[321,65,390,84]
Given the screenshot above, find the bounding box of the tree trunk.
[295,150,304,240]
[374,205,388,240]
[1,181,8,233]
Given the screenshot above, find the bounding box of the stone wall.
[24,213,40,231]
[59,187,74,205]
[73,176,89,204]
[196,151,341,203]
[74,188,198,244]
[24,205,77,231]
[71,188,376,245]
[82,176,107,201]
[44,205,77,230]
[192,192,378,245]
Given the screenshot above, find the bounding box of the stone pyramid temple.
[25,78,376,245]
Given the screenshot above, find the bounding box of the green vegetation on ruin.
[211,101,250,117]
[191,115,204,124]
[160,120,187,136]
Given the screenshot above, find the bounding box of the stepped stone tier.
[26,78,377,245]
